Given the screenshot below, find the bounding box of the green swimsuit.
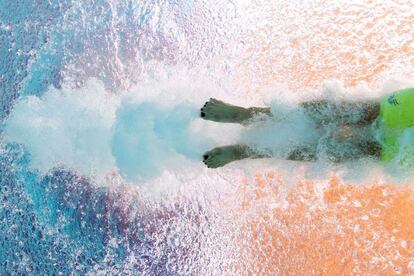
[379,87,414,162]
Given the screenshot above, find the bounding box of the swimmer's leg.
[322,138,381,162]
[203,144,270,168]
[282,138,381,163]
[202,139,381,168]
[286,145,318,161]
[300,100,380,126]
[286,137,381,163]
[200,98,271,124]
[200,98,380,126]
[203,144,316,168]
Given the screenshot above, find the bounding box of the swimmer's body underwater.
[201,87,414,168]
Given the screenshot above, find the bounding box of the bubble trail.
[1,0,414,275]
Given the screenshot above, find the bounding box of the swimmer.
[200,88,414,168]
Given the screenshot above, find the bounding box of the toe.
[201,112,205,117]
[207,161,216,168]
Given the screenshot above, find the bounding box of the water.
[1,0,414,274]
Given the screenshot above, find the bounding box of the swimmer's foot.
[200,98,271,124]
[203,145,250,168]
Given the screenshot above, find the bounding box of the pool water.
[1,0,414,274]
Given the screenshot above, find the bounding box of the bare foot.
[200,98,252,124]
[202,145,249,168]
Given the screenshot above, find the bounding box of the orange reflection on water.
[227,1,414,94]
[219,2,414,273]
[235,172,414,274]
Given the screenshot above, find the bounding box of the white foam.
[3,78,222,183]
[4,76,414,186]
[111,99,211,180]
[4,80,119,177]
[240,102,319,158]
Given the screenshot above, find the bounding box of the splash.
[112,99,206,180]
[3,79,212,182]
[5,77,414,184]
[241,102,319,158]
[2,0,414,274]
[3,81,118,176]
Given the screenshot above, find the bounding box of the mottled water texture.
[1,0,414,274]
[0,0,238,273]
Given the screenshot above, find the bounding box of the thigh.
[318,136,381,162]
[300,100,380,126]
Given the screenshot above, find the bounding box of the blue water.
[4,0,414,274]
[0,0,218,274]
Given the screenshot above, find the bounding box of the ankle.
[247,107,272,118]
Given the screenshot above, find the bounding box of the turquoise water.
[0,0,229,273]
[2,0,413,274]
